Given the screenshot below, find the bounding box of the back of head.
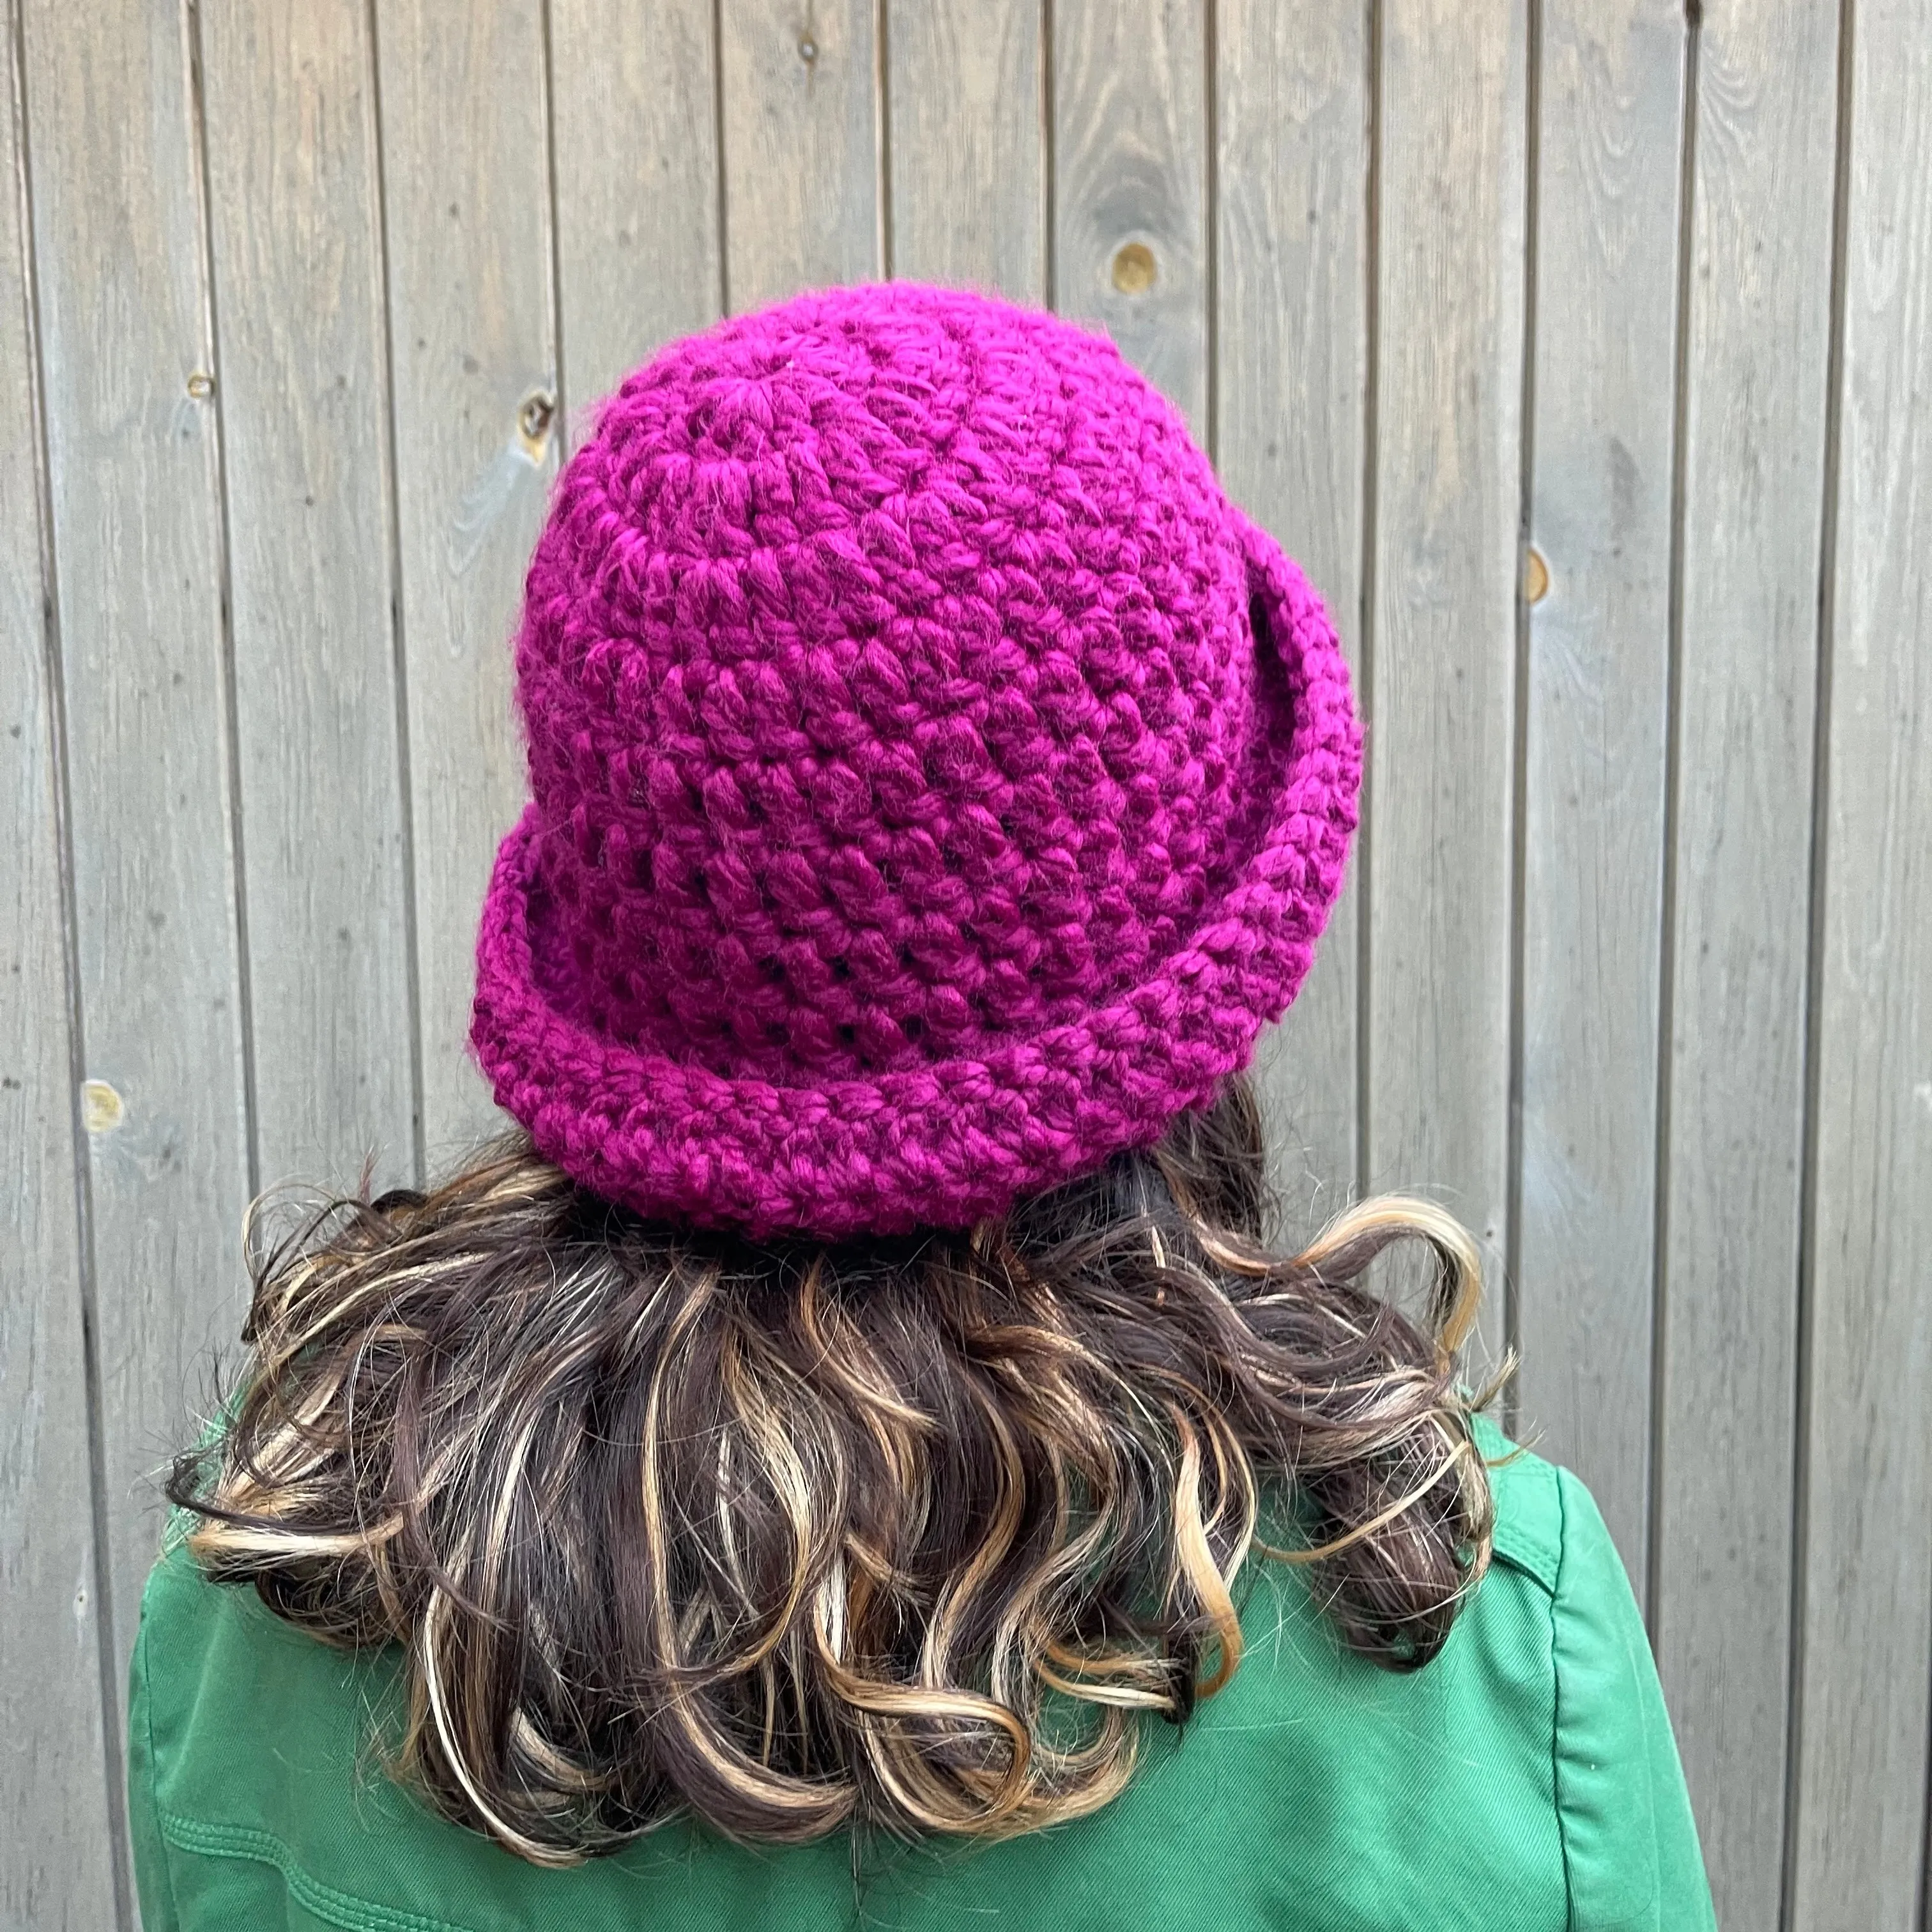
[171,284,1492,1865]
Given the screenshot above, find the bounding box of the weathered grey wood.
[1787,6,1932,1920]
[719,0,878,314]
[888,0,1045,300]
[1215,0,1367,1232]
[1,7,123,1922]
[550,0,721,417]
[1051,0,1208,429]
[1650,3,1843,1923]
[17,0,253,1741]
[1366,0,1526,1370]
[1513,0,1685,1599]
[374,0,554,1165]
[197,0,415,1192]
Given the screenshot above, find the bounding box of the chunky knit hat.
[472,282,1360,1238]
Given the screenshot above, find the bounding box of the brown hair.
[168,1075,1496,1864]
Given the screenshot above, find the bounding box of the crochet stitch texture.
[472,282,1360,1237]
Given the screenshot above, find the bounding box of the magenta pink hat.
[472,282,1360,1239]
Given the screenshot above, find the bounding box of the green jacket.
[128,1420,1715,1930]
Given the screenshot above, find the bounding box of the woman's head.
[169,285,1494,1864]
[175,1074,1491,1862]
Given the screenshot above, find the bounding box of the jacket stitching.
[1472,1420,1562,1593]
[155,1809,487,1932]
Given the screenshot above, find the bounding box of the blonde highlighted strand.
[170,1072,1499,1862]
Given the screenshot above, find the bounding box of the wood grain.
[1215,0,1368,1232]
[1513,0,1685,1597]
[1786,6,1932,1921]
[887,0,1045,300]
[374,0,554,1164]
[1,5,123,1919]
[197,0,415,1191]
[1050,0,1208,428]
[720,0,879,312]
[17,0,253,1738]
[1650,2,1843,1922]
[551,0,721,416]
[1366,0,1527,1370]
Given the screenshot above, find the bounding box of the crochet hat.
[472,283,1360,1239]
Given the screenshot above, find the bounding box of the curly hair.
[168,1074,1496,1864]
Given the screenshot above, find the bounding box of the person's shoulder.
[136,1521,312,1669]
[1468,1408,1568,1595]
[139,1523,215,1629]
[1464,1411,1719,1932]
[1466,1409,1653,1632]
[135,1525,224,1696]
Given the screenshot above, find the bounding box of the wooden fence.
[4,3,1929,1926]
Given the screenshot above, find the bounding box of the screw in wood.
[519,390,556,445]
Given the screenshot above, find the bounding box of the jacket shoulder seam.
[137,1581,190,1932]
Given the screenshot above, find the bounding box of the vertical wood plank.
[1215,0,1368,1228]
[1788,4,1932,1920]
[720,0,878,314]
[550,0,721,414]
[1513,0,1685,1592]
[19,0,252,1717]
[1051,0,1208,429]
[197,0,415,1190]
[1,5,123,1920]
[888,0,1045,300]
[1367,0,1526,1367]
[374,0,555,1163]
[1650,3,1842,1922]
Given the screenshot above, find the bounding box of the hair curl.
[169,1075,1498,1863]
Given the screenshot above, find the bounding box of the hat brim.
[470,512,1360,1240]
